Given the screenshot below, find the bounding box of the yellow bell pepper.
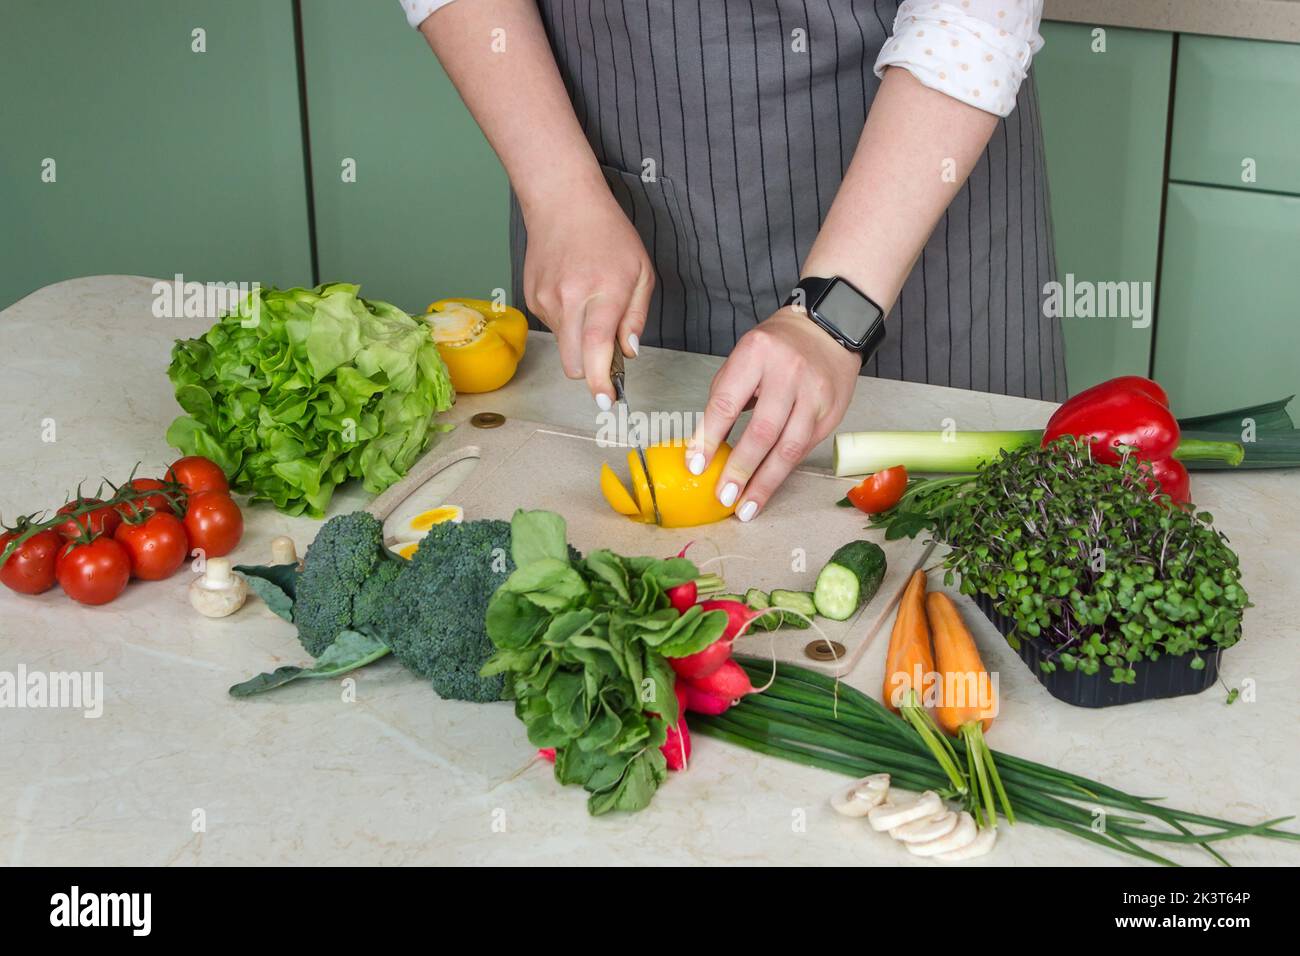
[600,442,737,527]
[425,298,528,394]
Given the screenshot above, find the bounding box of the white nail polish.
[737,500,758,522]
[720,482,739,507]
[627,333,640,356]
[688,452,706,475]
[595,393,612,411]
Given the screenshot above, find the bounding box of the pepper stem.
[1173,438,1245,466]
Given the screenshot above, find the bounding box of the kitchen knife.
[610,349,662,526]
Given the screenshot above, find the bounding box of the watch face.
[817,279,882,348]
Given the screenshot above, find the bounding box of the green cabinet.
[299,1,511,315]
[1170,36,1300,196]
[1153,184,1300,417]
[0,0,312,311]
[1034,23,1173,394]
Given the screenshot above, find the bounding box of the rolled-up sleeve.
[400,0,459,30]
[874,0,1045,117]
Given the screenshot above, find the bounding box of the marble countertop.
[1046,0,1300,45]
[2,275,1297,866]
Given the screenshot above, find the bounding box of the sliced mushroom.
[867,790,943,832]
[829,774,891,817]
[906,811,979,857]
[936,824,998,861]
[890,810,959,844]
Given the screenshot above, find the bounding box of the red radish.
[698,599,768,640]
[667,580,698,614]
[689,658,755,698]
[668,636,734,680]
[663,719,692,770]
[683,684,735,715]
[665,541,700,613]
[661,681,692,770]
[538,748,556,763]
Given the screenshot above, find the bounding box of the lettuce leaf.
[166,283,453,517]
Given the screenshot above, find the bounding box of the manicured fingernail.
[719,482,739,507]
[595,393,612,411]
[688,452,706,475]
[627,333,640,356]
[737,500,758,522]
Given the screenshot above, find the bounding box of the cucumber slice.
[745,588,779,631]
[713,593,744,604]
[769,589,815,628]
[813,541,887,621]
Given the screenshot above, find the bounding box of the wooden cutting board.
[367,414,934,675]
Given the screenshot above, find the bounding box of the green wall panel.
[1153,183,1300,417]
[1170,36,1300,196]
[300,2,512,316]
[0,0,312,311]
[1035,23,1172,394]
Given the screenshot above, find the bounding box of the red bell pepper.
[1041,375,1237,502]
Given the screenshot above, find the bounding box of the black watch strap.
[783,275,886,365]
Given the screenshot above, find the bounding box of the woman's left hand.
[687,307,863,522]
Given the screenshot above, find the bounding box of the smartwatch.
[783,275,886,365]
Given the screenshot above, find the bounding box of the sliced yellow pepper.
[425,298,528,394]
[601,442,737,528]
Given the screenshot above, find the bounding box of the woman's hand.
[688,307,862,521]
[521,184,655,407]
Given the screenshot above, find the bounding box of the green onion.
[690,659,1299,865]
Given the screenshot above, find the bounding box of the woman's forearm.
[418,0,604,217]
[801,67,999,312]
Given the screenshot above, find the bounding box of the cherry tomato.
[845,465,909,514]
[54,498,123,539]
[183,491,243,558]
[0,528,63,595]
[56,536,131,606]
[166,456,229,496]
[1140,457,1190,505]
[114,512,189,580]
[119,477,179,517]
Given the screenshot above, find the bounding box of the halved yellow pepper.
[601,442,737,528]
[425,298,528,394]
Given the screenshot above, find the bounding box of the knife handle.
[609,348,626,390]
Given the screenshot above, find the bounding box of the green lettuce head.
[166,282,454,517]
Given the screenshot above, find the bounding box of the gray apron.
[510,0,1067,401]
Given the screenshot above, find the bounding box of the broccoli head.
[371,518,515,703]
[294,511,395,656]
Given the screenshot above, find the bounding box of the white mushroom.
[829,774,891,817]
[890,810,959,844]
[270,536,298,565]
[867,790,943,832]
[906,811,979,857]
[188,557,248,618]
[936,824,998,861]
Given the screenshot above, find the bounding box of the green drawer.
[301,1,511,315]
[1170,36,1300,195]
[1036,23,1172,393]
[1153,183,1300,417]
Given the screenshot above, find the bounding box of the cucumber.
[714,593,744,604]
[745,588,779,631]
[813,541,887,621]
[769,589,815,629]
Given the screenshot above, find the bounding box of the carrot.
[925,591,1014,827]
[926,591,994,734]
[881,570,933,713]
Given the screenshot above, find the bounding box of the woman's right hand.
[521,184,655,408]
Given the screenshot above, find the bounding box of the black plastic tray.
[969,591,1221,708]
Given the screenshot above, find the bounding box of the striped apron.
[509,0,1067,401]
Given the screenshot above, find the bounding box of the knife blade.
[610,349,662,526]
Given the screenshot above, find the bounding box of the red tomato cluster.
[0,456,243,607]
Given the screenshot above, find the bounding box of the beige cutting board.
[367,414,934,675]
